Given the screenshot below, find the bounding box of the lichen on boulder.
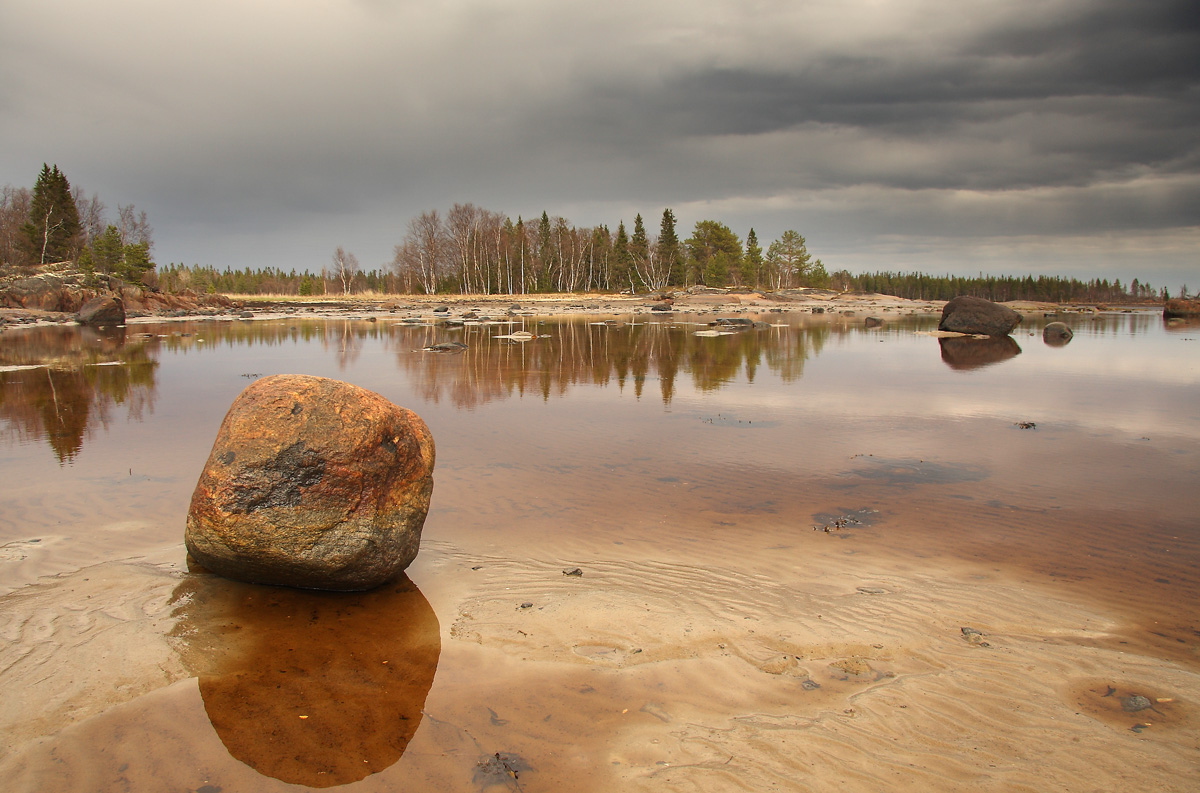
[185,374,435,590]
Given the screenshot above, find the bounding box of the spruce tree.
[630,214,649,289]
[22,164,81,264]
[613,221,632,292]
[744,228,764,288]
[658,209,683,286]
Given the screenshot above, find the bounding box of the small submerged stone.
[474,752,532,786]
[1121,695,1153,712]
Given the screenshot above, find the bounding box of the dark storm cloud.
[1,0,1197,282]
[540,0,1200,188]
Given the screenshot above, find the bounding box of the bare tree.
[0,185,32,267]
[394,210,446,294]
[74,189,107,249]
[117,204,154,250]
[332,246,360,295]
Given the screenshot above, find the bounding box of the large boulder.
[185,374,435,590]
[1164,299,1200,319]
[938,296,1022,336]
[76,295,125,326]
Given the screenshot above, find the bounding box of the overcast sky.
[3,0,1197,287]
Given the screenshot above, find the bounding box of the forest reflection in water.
[1,315,839,458]
[0,326,158,462]
[0,310,1179,461]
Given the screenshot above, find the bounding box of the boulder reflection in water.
[169,571,440,787]
[938,335,1022,370]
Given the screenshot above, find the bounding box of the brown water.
[2,311,1198,792]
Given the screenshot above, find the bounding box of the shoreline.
[1,288,1162,330]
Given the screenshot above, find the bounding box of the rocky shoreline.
[0,268,1161,330]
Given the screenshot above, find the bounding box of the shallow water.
[2,309,1198,791]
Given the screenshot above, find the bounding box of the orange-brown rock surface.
[185,375,435,590]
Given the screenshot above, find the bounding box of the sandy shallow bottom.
[2,308,1198,791]
[1,528,1197,793]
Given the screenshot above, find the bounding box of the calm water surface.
[1,310,1198,790]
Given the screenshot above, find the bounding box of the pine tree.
[685,220,742,288]
[22,164,81,264]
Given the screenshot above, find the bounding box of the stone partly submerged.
[938,295,1023,337]
[185,374,435,591]
[1043,321,1074,346]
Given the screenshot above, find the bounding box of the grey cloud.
[1,1,1196,285]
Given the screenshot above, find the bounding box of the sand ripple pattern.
[430,541,1199,792]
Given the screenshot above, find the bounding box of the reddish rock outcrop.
[185,375,435,590]
[1164,299,1200,319]
[938,296,1023,337]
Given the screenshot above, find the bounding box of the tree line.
[1,164,155,282]
[3,166,1176,303]
[387,205,830,295]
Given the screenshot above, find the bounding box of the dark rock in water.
[651,303,674,312]
[433,305,450,313]
[1043,321,1073,346]
[425,341,467,352]
[462,311,478,319]
[185,374,435,591]
[938,295,1022,336]
[939,335,1022,370]
[474,752,532,786]
[812,307,825,314]
[864,316,885,328]
[1163,298,1200,318]
[1121,695,1152,712]
[76,295,125,326]
[709,317,754,327]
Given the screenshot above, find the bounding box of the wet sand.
[1,309,1198,792]
[2,533,1196,792]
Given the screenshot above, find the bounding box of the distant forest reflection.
[11,310,1161,459]
[0,327,158,462]
[392,318,833,408]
